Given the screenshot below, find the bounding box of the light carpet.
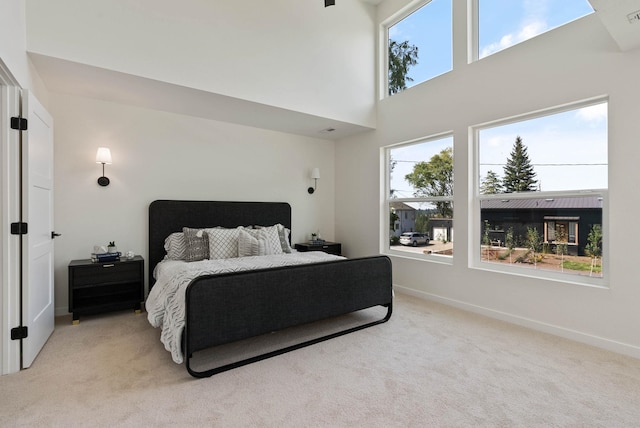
[1,292,639,427]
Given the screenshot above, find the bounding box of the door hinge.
[10,222,28,235]
[10,117,28,131]
[11,326,28,340]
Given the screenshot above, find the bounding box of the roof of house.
[390,201,416,211]
[481,196,603,210]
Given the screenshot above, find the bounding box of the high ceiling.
[29,0,640,141]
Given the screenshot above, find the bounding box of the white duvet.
[146,251,345,363]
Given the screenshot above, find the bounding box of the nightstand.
[68,256,144,324]
[294,241,342,256]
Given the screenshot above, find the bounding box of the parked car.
[399,232,429,246]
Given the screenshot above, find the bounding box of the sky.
[388,0,604,198]
[389,0,594,86]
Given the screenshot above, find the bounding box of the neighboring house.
[390,201,453,242]
[480,196,602,256]
[390,201,416,237]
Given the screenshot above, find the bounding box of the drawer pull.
[102,264,115,268]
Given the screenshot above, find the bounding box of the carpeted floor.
[1,292,640,427]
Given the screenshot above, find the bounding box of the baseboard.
[55,306,68,317]
[394,285,640,360]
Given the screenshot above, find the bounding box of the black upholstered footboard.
[184,255,393,377]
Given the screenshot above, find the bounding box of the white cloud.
[576,103,607,124]
[480,19,547,57]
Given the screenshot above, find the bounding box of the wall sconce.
[308,168,320,194]
[96,147,112,187]
[325,0,335,6]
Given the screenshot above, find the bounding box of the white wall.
[26,0,377,128]
[0,0,48,100]
[52,93,336,315]
[336,4,640,357]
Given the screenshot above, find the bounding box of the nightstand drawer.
[294,242,342,256]
[71,262,142,287]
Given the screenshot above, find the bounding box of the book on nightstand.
[91,252,121,262]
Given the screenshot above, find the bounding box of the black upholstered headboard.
[148,200,292,288]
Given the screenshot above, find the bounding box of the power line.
[480,163,607,166]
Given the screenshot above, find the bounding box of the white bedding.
[146,251,345,363]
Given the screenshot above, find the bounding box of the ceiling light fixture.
[325,0,335,7]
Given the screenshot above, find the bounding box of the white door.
[21,91,55,368]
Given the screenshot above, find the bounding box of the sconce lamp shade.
[96,147,112,187]
[308,167,320,194]
[96,147,112,164]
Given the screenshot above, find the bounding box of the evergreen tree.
[502,136,538,192]
[585,224,602,258]
[388,39,419,95]
[480,170,503,194]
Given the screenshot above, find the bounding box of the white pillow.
[253,225,283,255]
[238,228,269,257]
[206,227,240,259]
[164,232,186,260]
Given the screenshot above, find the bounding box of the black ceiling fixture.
[325,0,335,7]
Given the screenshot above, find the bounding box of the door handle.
[51,231,61,239]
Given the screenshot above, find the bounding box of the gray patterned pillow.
[164,232,186,260]
[206,227,240,259]
[277,224,292,254]
[182,227,209,262]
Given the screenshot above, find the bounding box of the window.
[476,0,593,60]
[386,0,452,96]
[475,100,607,283]
[385,135,454,259]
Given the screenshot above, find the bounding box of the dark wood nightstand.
[68,256,144,324]
[294,241,342,256]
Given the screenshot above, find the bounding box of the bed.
[147,200,393,378]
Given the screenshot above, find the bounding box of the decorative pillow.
[182,227,209,262]
[238,228,269,257]
[164,232,186,260]
[253,225,284,255]
[206,227,240,259]
[277,224,293,254]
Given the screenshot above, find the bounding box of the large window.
[387,0,452,96]
[385,135,454,259]
[474,100,607,283]
[476,0,593,60]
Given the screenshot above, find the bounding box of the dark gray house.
[480,196,602,256]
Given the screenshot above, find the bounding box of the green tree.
[480,170,503,194]
[505,226,515,263]
[526,227,542,266]
[389,209,398,231]
[585,224,602,258]
[404,147,453,218]
[388,39,419,95]
[389,155,398,198]
[415,212,430,234]
[503,136,538,192]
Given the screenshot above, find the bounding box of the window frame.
[470,98,609,287]
[382,132,455,264]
